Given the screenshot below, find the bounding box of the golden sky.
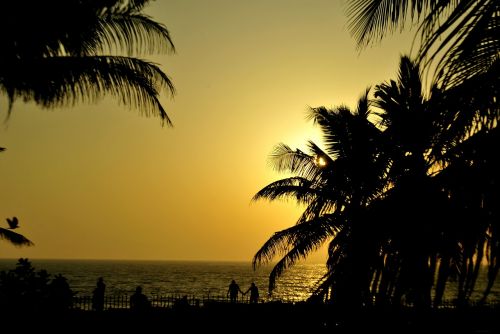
[0,0,414,261]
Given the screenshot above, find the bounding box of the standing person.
[227,279,242,303]
[244,282,259,304]
[130,286,151,312]
[92,277,106,311]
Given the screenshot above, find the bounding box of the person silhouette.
[244,282,259,304]
[174,295,190,310]
[227,279,243,303]
[130,285,151,311]
[92,277,106,312]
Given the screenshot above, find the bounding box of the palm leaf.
[91,12,175,56]
[1,56,174,125]
[268,143,322,180]
[0,228,34,247]
[418,0,499,87]
[346,0,499,87]
[345,0,435,49]
[254,214,340,293]
[252,177,318,205]
[0,0,175,124]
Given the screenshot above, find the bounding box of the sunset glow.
[0,0,414,262]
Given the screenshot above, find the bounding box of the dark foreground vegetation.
[2,302,498,334]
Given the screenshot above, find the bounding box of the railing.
[70,294,499,311]
[71,294,256,311]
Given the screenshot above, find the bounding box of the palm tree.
[254,55,499,307]
[432,126,499,305]
[252,89,388,302]
[345,0,500,87]
[0,0,175,125]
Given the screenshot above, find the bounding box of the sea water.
[0,259,498,303]
[0,259,323,302]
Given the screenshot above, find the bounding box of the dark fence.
[72,294,258,311]
[71,294,499,311]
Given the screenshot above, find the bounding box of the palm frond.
[268,143,321,179]
[256,215,340,293]
[305,140,335,168]
[346,0,499,87]
[98,1,175,55]
[345,0,435,49]
[355,87,373,119]
[307,105,359,159]
[253,214,341,269]
[1,56,174,125]
[0,0,175,123]
[252,177,317,205]
[432,65,499,161]
[92,12,175,56]
[418,0,499,87]
[252,229,294,270]
[294,200,344,227]
[0,228,34,247]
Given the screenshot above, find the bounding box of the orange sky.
[0,0,414,262]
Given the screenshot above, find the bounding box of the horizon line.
[0,257,326,265]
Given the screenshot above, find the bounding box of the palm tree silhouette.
[0,0,175,125]
[345,0,500,87]
[0,223,34,248]
[433,126,499,306]
[253,55,499,308]
[345,0,500,306]
[253,89,387,300]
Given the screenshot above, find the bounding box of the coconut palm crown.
[253,55,499,308]
[0,0,175,125]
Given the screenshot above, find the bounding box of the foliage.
[253,0,499,308]
[345,0,500,87]
[0,0,175,125]
[0,227,33,247]
[253,56,499,308]
[0,258,75,312]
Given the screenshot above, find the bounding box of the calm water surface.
[0,259,323,301]
[0,259,498,303]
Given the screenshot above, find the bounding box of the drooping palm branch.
[0,0,175,124]
[0,228,34,247]
[252,214,341,292]
[1,56,174,125]
[346,0,500,87]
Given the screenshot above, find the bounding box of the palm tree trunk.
[433,255,450,307]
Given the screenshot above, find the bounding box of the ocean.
[0,259,498,303]
[0,259,323,302]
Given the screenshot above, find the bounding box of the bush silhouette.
[0,258,74,312]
